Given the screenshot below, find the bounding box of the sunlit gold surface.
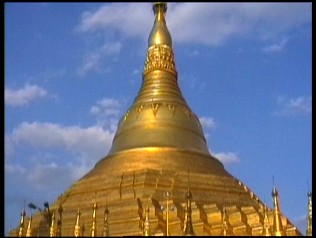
[142,206,150,236]
[9,2,302,237]
[25,216,32,237]
[18,209,26,237]
[148,3,172,47]
[49,212,56,237]
[262,205,272,236]
[74,209,81,237]
[272,187,286,236]
[90,202,97,237]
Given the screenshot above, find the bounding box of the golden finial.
[143,206,151,236]
[74,209,81,237]
[183,188,195,236]
[103,205,110,237]
[306,191,312,236]
[148,2,171,47]
[18,208,26,237]
[25,216,32,237]
[153,2,167,12]
[271,186,286,236]
[49,212,56,237]
[91,202,98,237]
[143,2,177,76]
[262,204,272,236]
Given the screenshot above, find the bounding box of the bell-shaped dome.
[108,2,211,158]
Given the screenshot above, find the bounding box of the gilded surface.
[25,216,32,237]
[10,168,301,236]
[143,45,177,76]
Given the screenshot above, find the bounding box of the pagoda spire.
[271,187,286,236]
[25,216,32,237]
[143,206,151,236]
[183,188,195,236]
[144,2,176,77]
[148,2,172,47]
[306,191,312,236]
[108,2,211,158]
[74,209,81,237]
[49,212,56,237]
[222,205,228,236]
[18,208,26,237]
[262,204,272,236]
[91,202,98,237]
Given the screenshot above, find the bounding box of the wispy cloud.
[273,96,312,116]
[77,3,311,46]
[90,98,122,117]
[262,38,288,53]
[5,164,26,175]
[5,96,125,201]
[199,116,216,130]
[5,84,48,107]
[24,161,78,190]
[8,122,114,160]
[212,151,240,165]
[198,116,216,140]
[170,3,311,45]
[77,42,122,76]
[90,98,122,131]
[77,3,152,39]
[5,120,117,195]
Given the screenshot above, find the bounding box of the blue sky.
[5,2,311,235]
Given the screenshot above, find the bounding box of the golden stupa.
[10,2,304,236]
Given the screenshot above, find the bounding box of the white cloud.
[25,162,75,190]
[5,96,125,199]
[78,3,153,39]
[5,121,117,194]
[5,84,48,107]
[77,3,311,46]
[90,98,122,131]
[274,96,311,116]
[199,116,216,130]
[90,98,122,117]
[77,42,122,76]
[262,38,288,53]
[6,161,82,196]
[168,3,311,45]
[212,151,240,165]
[9,122,115,160]
[5,164,26,175]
